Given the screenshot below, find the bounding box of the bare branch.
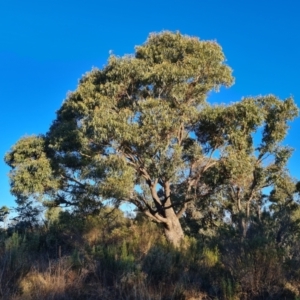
[148,179,163,207]
[61,174,85,188]
[176,202,188,219]
[79,151,92,159]
[129,196,167,224]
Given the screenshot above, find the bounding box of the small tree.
[5,32,298,247]
[183,98,298,239]
[12,199,42,231]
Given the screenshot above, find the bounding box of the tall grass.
[1,209,300,299]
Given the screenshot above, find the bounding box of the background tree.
[0,206,9,228]
[5,32,298,247]
[11,199,42,232]
[183,96,298,238]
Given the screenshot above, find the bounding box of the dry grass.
[1,211,300,299]
[16,258,79,300]
[9,257,208,300]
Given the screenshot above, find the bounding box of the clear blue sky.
[1,0,300,209]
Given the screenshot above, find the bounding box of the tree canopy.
[5,32,298,247]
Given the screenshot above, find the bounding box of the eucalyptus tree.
[268,173,300,246]
[5,32,298,247]
[183,96,298,238]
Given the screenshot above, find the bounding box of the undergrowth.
[0,209,299,299]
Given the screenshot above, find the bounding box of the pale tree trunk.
[163,181,185,247]
[134,177,186,248]
[163,208,184,248]
[160,181,185,247]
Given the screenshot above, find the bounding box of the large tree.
[5,32,298,247]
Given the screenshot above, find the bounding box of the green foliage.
[44,206,62,224]
[202,246,219,267]
[5,135,59,199]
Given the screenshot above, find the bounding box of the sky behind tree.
[1,0,300,208]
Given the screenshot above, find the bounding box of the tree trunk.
[145,179,185,247]
[163,209,184,248]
